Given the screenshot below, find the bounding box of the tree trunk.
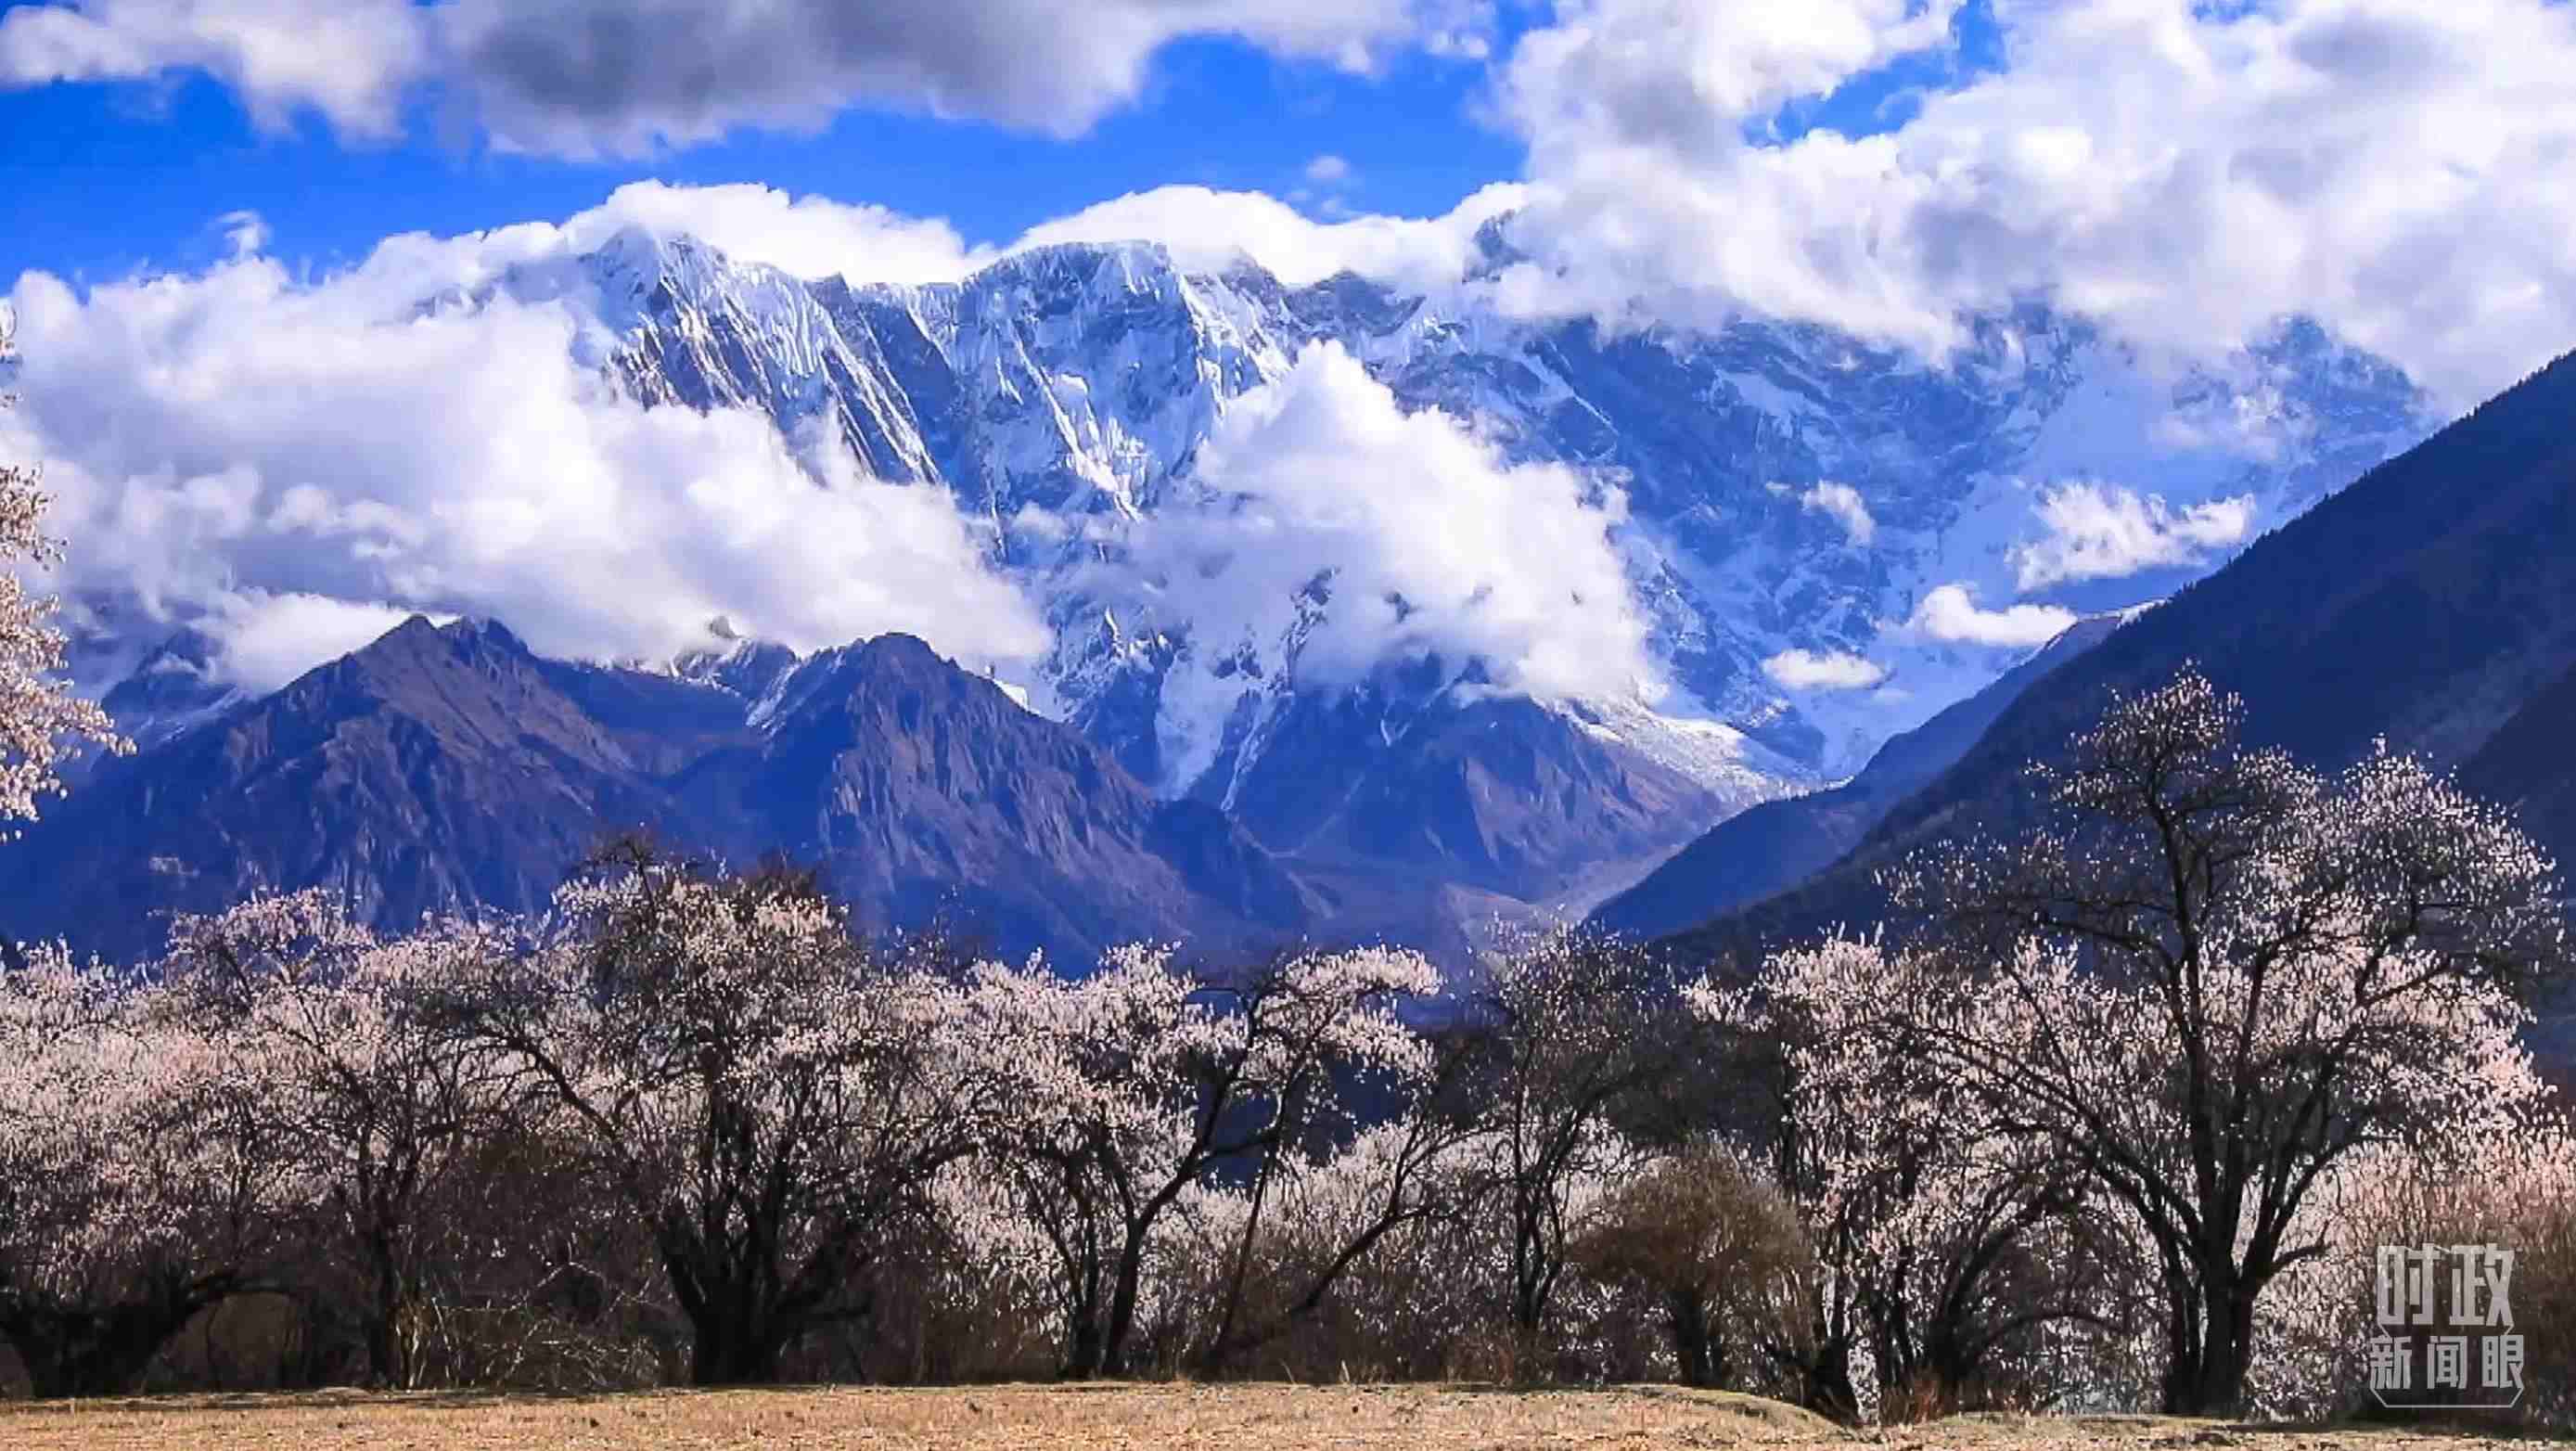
[686,1299,788,1386]
[1803,1332,1859,1421]
[2159,1276,2256,1416]
[1060,1313,1106,1380]
[1200,1141,1282,1379]
[669,1251,793,1387]
[1096,1229,1150,1378]
[1667,1290,1720,1388]
[362,1235,411,1389]
[1509,1209,1550,1382]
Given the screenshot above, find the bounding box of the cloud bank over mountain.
[1,248,1052,690]
[12,1,2576,404]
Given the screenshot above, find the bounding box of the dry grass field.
[0,1382,2549,1451]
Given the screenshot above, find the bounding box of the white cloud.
[1762,648,1887,691]
[2010,482,2256,589]
[1304,154,1354,186]
[444,0,1501,152]
[1798,481,1875,546]
[0,0,425,135]
[1906,583,2076,648]
[464,179,1515,297]
[2,0,1496,150]
[1,250,1050,693]
[565,181,986,288]
[1010,182,1526,292]
[1156,341,1652,697]
[214,210,269,259]
[1110,341,1657,783]
[1489,0,2576,405]
[14,2,2576,406]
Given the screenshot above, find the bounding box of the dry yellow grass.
[0,1382,2542,1451]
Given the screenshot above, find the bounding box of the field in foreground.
[0,1382,2549,1451]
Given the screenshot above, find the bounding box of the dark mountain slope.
[1589,612,2128,942]
[2463,662,2576,1077]
[1666,347,2576,965]
[5,620,1308,969]
[1257,695,1725,904]
[6,617,701,961]
[2464,658,2576,883]
[672,634,1307,964]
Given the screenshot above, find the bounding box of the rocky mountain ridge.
[8,616,1310,968]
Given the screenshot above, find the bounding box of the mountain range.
[33,225,2451,964]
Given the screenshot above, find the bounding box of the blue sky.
[0,42,1501,280]
[0,0,2004,287]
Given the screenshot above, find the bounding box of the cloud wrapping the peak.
[570,182,988,288]
[1011,184,1526,293]
[389,179,1519,299]
[16,0,2576,406]
[1111,341,1658,783]
[1,250,1051,692]
[1145,341,1654,698]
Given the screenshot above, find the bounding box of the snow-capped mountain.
[514,228,2426,773]
[78,224,2433,945]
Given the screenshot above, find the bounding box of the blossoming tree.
[1874,669,2571,1414]
[432,843,1005,1385]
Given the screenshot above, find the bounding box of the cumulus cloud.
[1,0,1495,150]
[1906,583,2076,648]
[1762,648,1887,691]
[1304,154,1354,186]
[1110,342,1656,780]
[1488,0,2576,404]
[1797,482,1875,546]
[2010,482,2256,589]
[447,0,1502,152]
[0,0,425,135]
[1,250,1050,693]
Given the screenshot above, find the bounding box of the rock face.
[668,632,1308,964]
[1662,346,2576,965]
[5,618,1307,969]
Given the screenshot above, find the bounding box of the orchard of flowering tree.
[5,388,2575,1422]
